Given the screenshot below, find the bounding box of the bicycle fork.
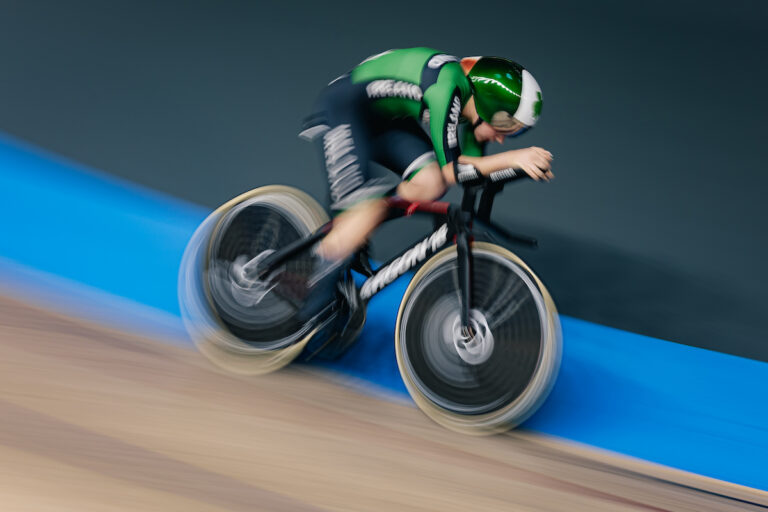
[456,229,473,336]
[448,202,475,338]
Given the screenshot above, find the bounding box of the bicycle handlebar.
[383,167,539,249]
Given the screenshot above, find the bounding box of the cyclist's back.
[303,48,472,211]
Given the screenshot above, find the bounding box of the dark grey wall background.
[1,1,766,359]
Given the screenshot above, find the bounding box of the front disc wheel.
[395,242,562,434]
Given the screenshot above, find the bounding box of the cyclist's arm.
[423,86,462,170]
[443,148,554,184]
[439,124,486,185]
[441,153,513,186]
[451,121,554,183]
[460,124,485,158]
[434,125,508,185]
[424,71,516,184]
[424,65,552,184]
[421,62,468,182]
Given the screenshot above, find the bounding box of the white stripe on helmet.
[514,70,542,127]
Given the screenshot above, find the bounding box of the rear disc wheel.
[178,185,329,375]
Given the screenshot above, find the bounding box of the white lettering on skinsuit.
[427,54,459,69]
[446,96,461,148]
[366,80,423,101]
[490,167,523,181]
[456,163,479,183]
[360,224,449,299]
[324,124,363,203]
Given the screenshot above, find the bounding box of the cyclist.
[299,47,553,320]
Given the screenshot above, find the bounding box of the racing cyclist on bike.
[299,48,553,323]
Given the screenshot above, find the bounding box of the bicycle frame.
[256,176,537,333]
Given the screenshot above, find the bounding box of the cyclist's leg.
[299,79,393,321]
[320,198,387,261]
[370,118,447,202]
[305,77,394,263]
[397,162,446,202]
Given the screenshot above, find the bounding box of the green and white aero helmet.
[465,56,542,131]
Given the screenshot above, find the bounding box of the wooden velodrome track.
[1,294,766,512]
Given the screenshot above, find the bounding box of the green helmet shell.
[467,57,542,129]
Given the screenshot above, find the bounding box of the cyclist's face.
[474,121,503,143]
[474,120,528,144]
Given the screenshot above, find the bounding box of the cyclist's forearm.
[458,153,511,174]
[441,153,510,186]
[441,162,457,185]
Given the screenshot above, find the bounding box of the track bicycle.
[178,169,562,434]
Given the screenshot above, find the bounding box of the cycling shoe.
[296,254,348,323]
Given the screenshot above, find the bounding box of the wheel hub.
[451,309,494,365]
[228,251,278,307]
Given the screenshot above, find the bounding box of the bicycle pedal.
[350,244,374,278]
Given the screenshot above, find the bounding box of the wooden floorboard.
[0,295,765,512]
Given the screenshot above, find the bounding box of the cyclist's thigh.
[397,161,446,202]
[370,118,437,183]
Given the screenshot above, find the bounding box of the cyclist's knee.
[398,163,446,201]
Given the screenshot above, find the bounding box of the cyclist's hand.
[505,147,554,181]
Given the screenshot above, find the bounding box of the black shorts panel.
[305,75,436,210]
[369,118,436,180]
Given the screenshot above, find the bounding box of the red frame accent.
[386,197,450,215]
[318,197,451,233]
